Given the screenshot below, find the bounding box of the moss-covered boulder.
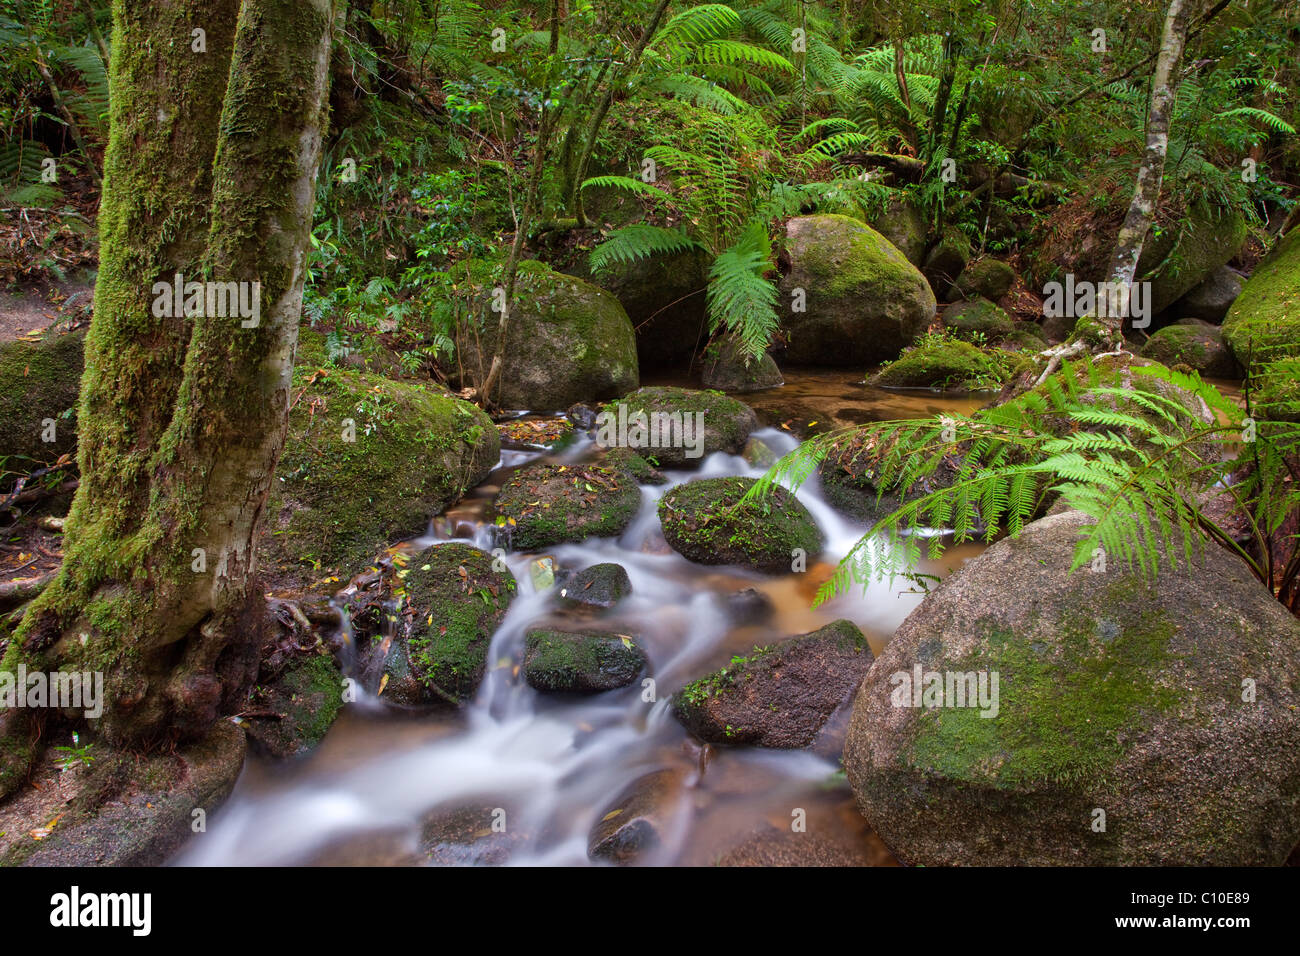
[865,197,928,265]
[0,329,84,463]
[557,562,632,608]
[457,260,638,410]
[522,628,646,693]
[658,476,822,574]
[494,462,641,549]
[1141,322,1242,378]
[674,619,874,748]
[778,215,936,366]
[1144,205,1247,314]
[871,337,1016,391]
[261,352,499,587]
[599,386,759,467]
[844,509,1300,866]
[1222,228,1300,419]
[243,652,343,758]
[922,227,972,299]
[700,338,783,393]
[939,297,1017,340]
[380,543,516,707]
[948,258,1016,301]
[604,446,667,485]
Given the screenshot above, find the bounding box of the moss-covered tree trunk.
[1,0,335,796]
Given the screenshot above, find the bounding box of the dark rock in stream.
[495,462,642,549]
[599,386,759,467]
[658,476,823,574]
[556,562,632,609]
[243,651,344,758]
[588,768,689,864]
[523,628,646,693]
[674,619,874,748]
[376,543,517,707]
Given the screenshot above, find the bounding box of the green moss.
[908,583,1182,789]
[658,476,822,574]
[1222,229,1300,419]
[0,330,85,462]
[395,543,516,704]
[522,629,645,692]
[872,336,1019,391]
[793,214,919,300]
[1141,325,1210,366]
[941,298,1016,340]
[262,364,499,584]
[494,463,641,549]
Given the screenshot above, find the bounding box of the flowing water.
[176,373,989,867]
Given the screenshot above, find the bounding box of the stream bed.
[177,372,989,866]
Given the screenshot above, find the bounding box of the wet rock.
[940,297,1016,341]
[454,260,639,411]
[604,446,667,485]
[844,509,1300,866]
[0,328,84,463]
[556,562,632,608]
[948,258,1016,302]
[724,587,775,626]
[495,462,641,549]
[865,196,927,265]
[778,214,936,366]
[566,402,598,430]
[421,804,525,866]
[1175,264,1241,323]
[522,628,646,693]
[700,338,784,393]
[599,386,759,468]
[243,651,343,758]
[741,436,777,468]
[378,543,516,707]
[658,476,823,574]
[1141,323,1242,378]
[588,768,687,864]
[263,332,500,589]
[673,619,873,748]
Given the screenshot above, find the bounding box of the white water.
[177,428,959,866]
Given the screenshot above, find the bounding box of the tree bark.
[1,0,336,794]
[1102,0,1199,339]
[479,0,562,405]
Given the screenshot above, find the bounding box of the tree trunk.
[1,0,335,795]
[479,0,562,405]
[1102,0,1199,338]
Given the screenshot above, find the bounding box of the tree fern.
[747,359,1300,613]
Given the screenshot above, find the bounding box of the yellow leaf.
[378,673,389,696]
[601,809,623,822]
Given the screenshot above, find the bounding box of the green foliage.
[751,359,1300,613]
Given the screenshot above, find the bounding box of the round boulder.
[379,543,517,707]
[522,628,646,693]
[844,509,1300,866]
[658,476,823,574]
[1141,323,1242,378]
[457,260,638,411]
[778,215,936,366]
[495,462,641,549]
[598,386,758,468]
